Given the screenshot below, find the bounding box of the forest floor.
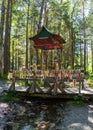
[61,102,93,130]
[0,79,93,130]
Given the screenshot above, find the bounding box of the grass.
[1,92,20,102]
[67,95,86,106]
[67,100,86,106]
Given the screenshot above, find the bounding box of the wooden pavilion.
[30,26,66,49]
[30,26,66,69]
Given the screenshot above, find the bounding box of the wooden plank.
[13,91,93,100]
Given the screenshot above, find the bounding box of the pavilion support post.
[51,50,52,69]
[9,77,15,92]
[79,79,81,94]
[46,55,47,70]
[45,50,47,70]
[36,47,38,65]
[41,50,42,69]
[60,48,62,69]
[57,50,60,70]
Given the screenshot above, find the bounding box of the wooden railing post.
[79,79,81,94]
[9,77,15,91]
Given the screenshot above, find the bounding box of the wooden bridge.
[9,76,93,100]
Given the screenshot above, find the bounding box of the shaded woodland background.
[0,0,93,77]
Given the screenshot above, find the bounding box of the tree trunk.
[30,41,33,67]
[38,0,45,30]
[58,0,63,35]
[0,0,6,75]
[80,40,83,67]
[17,49,19,70]
[12,41,14,71]
[69,29,74,69]
[15,49,17,70]
[4,0,12,75]
[72,32,75,69]
[91,41,93,72]
[26,5,29,69]
[30,19,34,67]
[83,1,86,72]
[9,0,12,71]
[44,0,48,27]
[86,45,88,71]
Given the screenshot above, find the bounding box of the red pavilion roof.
[30,26,66,50]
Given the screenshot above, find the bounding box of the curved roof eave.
[30,26,56,40]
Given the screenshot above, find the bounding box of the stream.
[0,99,65,130]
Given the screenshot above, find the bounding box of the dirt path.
[61,103,93,130]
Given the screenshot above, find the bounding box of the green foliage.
[0,74,8,80]
[67,95,86,106]
[87,75,93,88]
[1,0,93,73]
[74,95,84,101]
[67,100,85,106]
[2,92,19,102]
[36,80,44,87]
[73,95,85,106]
[84,71,90,76]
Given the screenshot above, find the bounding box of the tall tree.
[44,0,49,27]
[0,0,6,75]
[26,4,29,69]
[91,40,93,72]
[58,0,63,35]
[4,0,12,75]
[38,0,45,29]
[83,0,87,72]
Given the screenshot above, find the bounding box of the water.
[2,99,65,130]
